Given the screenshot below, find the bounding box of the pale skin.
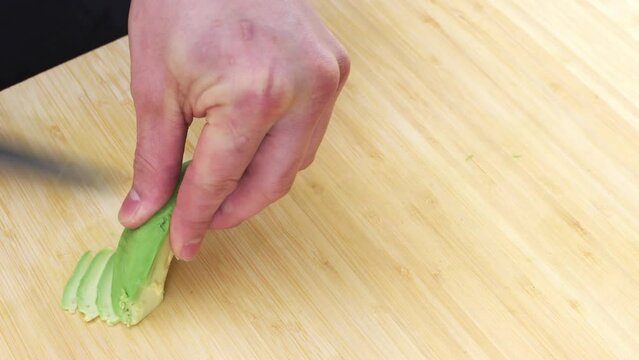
[117,0,350,260]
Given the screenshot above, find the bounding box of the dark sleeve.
[0,0,130,90]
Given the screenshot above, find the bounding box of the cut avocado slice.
[96,253,119,326]
[61,251,93,312]
[77,249,113,321]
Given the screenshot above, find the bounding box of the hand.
[118,0,350,260]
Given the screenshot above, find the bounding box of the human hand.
[118,0,350,260]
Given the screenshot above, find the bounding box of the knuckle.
[130,71,175,117]
[178,210,211,228]
[335,50,351,88]
[310,52,341,99]
[208,117,253,155]
[226,131,251,155]
[299,155,315,170]
[129,76,144,98]
[130,79,158,109]
[237,64,293,121]
[215,177,241,193]
[262,176,294,202]
[132,151,177,201]
[191,172,240,201]
[133,150,161,179]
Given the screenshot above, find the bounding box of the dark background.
[0,0,130,90]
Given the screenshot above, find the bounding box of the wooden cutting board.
[2,0,639,358]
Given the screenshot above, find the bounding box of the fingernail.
[118,188,141,226]
[179,238,202,261]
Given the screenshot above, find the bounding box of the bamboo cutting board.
[2,0,639,358]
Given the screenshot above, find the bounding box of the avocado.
[61,251,93,312]
[76,249,113,321]
[96,253,119,326]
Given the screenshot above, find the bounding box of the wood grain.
[1,0,639,358]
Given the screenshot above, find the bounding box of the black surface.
[0,0,130,90]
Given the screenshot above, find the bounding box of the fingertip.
[171,224,202,261]
[179,238,203,261]
[119,189,176,229]
[170,202,207,261]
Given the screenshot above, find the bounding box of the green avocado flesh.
[97,254,119,325]
[77,249,113,321]
[61,251,93,312]
[110,178,181,326]
[62,161,190,326]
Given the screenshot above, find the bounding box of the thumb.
[119,85,188,228]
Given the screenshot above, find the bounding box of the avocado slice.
[61,251,93,312]
[96,253,119,326]
[76,249,113,321]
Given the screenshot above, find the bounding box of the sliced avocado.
[96,253,119,326]
[62,161,191,326]
[111,161,190,326]
[61,251,93,312]
[76,249,113,321]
